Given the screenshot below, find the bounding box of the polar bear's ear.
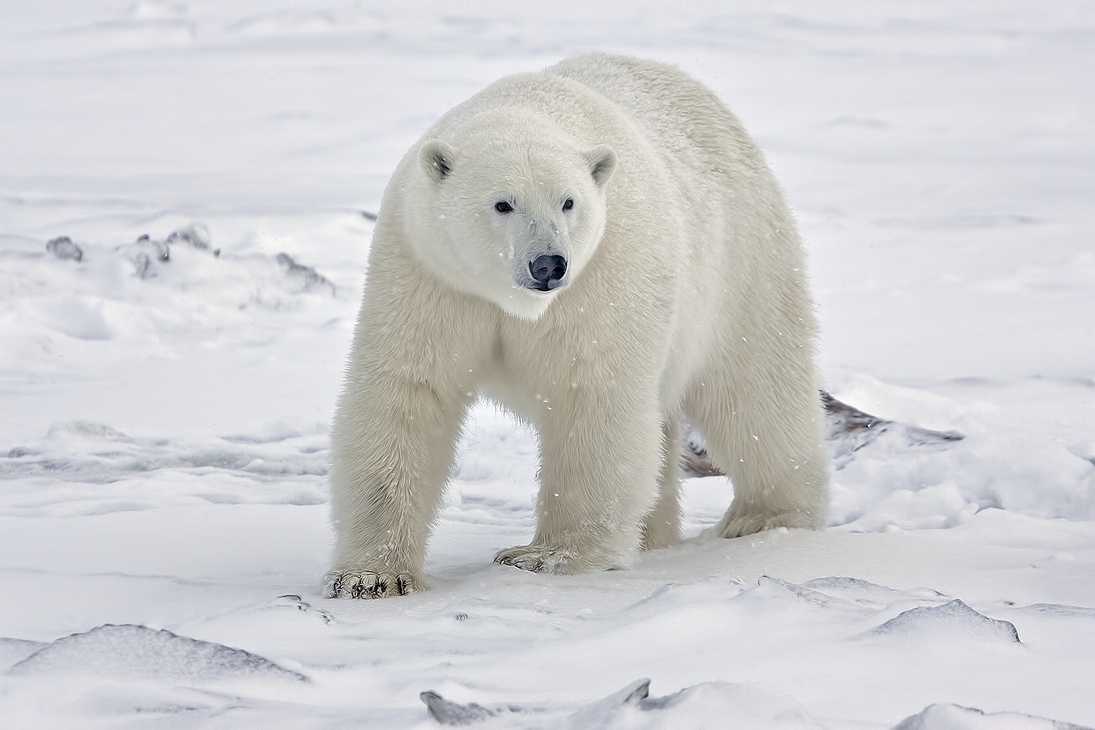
[420,140,457,184]
[584,145,617,188]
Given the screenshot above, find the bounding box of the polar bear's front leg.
[495,394,663,574]
[326,375,470,598]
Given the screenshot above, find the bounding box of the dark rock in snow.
[277,252,336,295]
[863,599,1021,644]
[165,222,214,254]
[821,391,963,469]
[121,223,217,279]
[136,233,170,262]
[9,624,306,682]
[681,422,722,477]
[420,691,498,725]
[680,391,965,477]
[132,250,153,278]
[46,236,83,262]
[123,234,170,279]
[893,702,1093,730]
[275,594,334,624]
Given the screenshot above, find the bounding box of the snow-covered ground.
[2,2,1094,727]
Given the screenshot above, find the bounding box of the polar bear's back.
[547,54,761,178]
[548,54,815,403]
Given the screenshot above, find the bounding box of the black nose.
[529,254,567,289]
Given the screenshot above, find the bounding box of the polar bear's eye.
[495,201,513,214]
[562,198,574,212]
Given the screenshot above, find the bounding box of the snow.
[1,1,1094,727]
[10,624,307,682]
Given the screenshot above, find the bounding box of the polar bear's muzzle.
[527,254,568,291]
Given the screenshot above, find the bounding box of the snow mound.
[0,638,47,668]
[826,380,1095,528]
[863,599,1021,644]
[46,236,83,262]
[894,703,1093,730]
[9,624,306,682]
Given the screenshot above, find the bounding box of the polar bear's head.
[403,117,616,321]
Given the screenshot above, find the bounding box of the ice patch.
[747,575,838,608]
[3,421,327,483]
[9,624,306,682]
[1013,603,1095,619]
[802,577,947,611]
[627,575,746,613]
[0,420,328,515]
[894,703,1093,730]
[421,678,828,728]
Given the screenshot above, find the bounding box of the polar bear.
[326,54,829,598]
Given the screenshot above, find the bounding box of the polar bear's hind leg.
[640,419,683,550]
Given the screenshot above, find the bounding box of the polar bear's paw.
[324,570,424,599]
[494,545,577,575]
[717,507,822,539]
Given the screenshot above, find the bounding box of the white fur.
[326,54,829,598]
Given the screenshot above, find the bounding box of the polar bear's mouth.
[527,281,566,293]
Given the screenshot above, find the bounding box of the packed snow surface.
[1,1,1093,728]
